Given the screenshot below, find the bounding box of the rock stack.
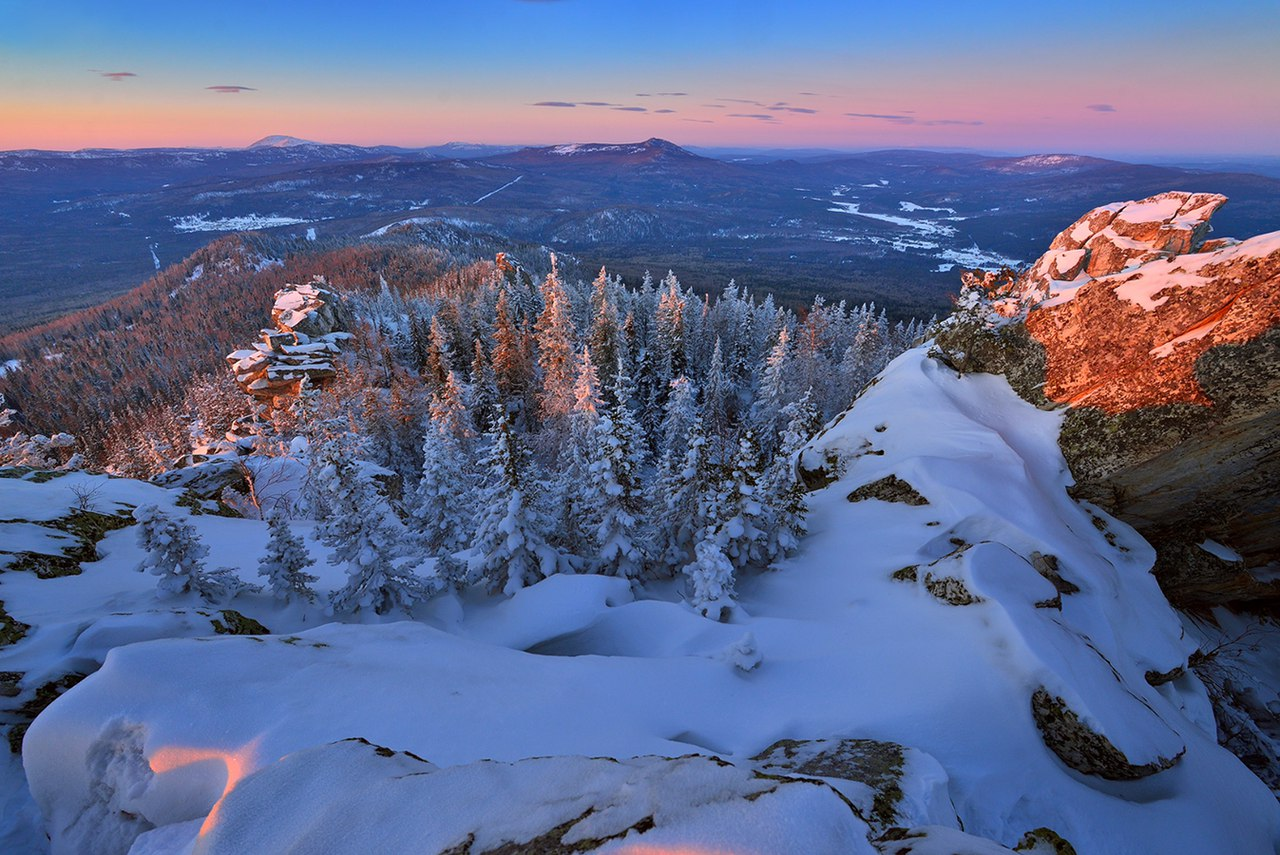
[226,279,349,403]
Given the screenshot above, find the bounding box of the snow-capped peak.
[248,135,322,149]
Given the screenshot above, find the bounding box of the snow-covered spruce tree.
[313,436,432,615]
[702,337,731,448]
[760,391,816,563]
[414,383,478,557]
[552,346,603,558]
[534,254,578,430]
[586,359,649,579]
[709,430,767,571]
[467,415,563,596]
[749,327,792,455]
[652,379,715,574]
[685,537,737,621]
[587,267,620,392]
[135,504,238,601]
[257,507,318,603]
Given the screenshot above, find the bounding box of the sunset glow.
[148,738,263,837]
[2,0,1277,155]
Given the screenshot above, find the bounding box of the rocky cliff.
[936,191,1280,611]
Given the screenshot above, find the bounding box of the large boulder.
[935,192,1280,608]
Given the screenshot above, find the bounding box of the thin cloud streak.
[206,85,256,94]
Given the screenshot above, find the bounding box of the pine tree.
[468,416,563,595]
[314,437,432,614]
[258,507,318,603]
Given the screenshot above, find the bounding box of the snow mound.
[184,739,876,855]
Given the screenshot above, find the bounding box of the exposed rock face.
[226,279,349,402]
[935,192,1280,609]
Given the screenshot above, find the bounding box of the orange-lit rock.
[933,192,1280,606]
[226,279,349,402]
[1024,226,1280,413]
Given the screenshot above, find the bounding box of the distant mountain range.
[2,137,1278,330]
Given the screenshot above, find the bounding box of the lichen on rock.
[1030,687,1181,780]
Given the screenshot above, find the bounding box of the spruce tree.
[712,430,767,571]
[685,537,736,621]
[415,410,477,557]
[468,416,562,595]
[587,359,648,579]
[258,507,318,603]
[314,437,432,615]
[534,255,578,428]
[653,390,714,575]
[760,392,815,563]
[135,504,237,601]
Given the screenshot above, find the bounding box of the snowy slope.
[8,349,1280,854]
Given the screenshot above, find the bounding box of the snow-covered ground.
[2,348,1278,853]
[169,214,311,233]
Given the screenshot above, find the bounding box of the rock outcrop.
[936,191,1280,610]
[226,279,349,402]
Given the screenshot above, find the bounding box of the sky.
[1,0,1278,157]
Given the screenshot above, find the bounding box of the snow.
[823,198,958,238]
[169,214,310,233]
[900,201,957,215]
[1110,231,1278,310]
[0,360,20,377]
[1114,195,1186,225]
[549,144,647,156]
[6,349,1277,853]
[1198,539,1242,563]
[471,174,523,204]
[304,227,316,241]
